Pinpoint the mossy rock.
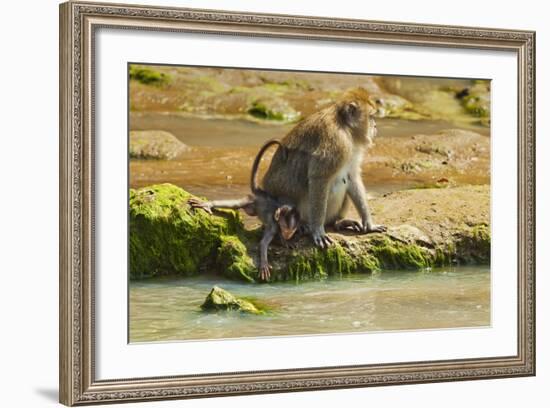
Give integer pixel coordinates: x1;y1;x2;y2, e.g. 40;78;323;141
129;184;490;282
201;286;263;314
129;130;188;160
247;97;300;122
216;236;256;282
129;65;170;86
129;184;248;279
456;83;491;118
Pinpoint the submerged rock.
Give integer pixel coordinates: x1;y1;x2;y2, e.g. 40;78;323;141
201;286;263;314
129;183;490;282
129;130;188;160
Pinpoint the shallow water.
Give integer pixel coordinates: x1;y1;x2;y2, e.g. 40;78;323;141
129;266;490;343
130;113;489;148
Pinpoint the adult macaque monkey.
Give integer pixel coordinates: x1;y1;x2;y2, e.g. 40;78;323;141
261;88;386;248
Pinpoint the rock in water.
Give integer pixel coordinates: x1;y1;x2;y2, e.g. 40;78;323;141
201;286;263;314
129;183;490;282
129;130;188;160
129;184;252;280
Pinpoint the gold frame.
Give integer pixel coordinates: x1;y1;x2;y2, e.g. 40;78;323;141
59;1;536;405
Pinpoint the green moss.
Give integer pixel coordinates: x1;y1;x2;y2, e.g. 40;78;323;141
216;236;256;282
201;286;264;314
456;83;490;119
129;183;243;279
462;95;489;117
283;244;378;282
129;65;170;86
455;224;491;264
239;296;274;313
369;236;432;270
286;253;325;282
434;244;455;266
248;99;300;122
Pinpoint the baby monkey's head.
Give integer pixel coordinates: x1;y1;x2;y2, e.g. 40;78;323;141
274;205;300;241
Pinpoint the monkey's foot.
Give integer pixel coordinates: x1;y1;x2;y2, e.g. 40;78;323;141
188;198;213;215
258;264;272;281
364;224;387;233
334;219;362;232
312;232;334;249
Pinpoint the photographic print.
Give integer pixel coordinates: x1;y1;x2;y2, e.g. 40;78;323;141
60;3;535;404
128;64;491;343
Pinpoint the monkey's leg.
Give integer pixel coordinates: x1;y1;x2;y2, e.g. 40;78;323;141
308;178;334;248
188;198;214;214
259;225;278;281
188;197;256;215
346;174;387;234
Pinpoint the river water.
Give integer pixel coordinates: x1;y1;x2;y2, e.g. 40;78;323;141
129;266;490;343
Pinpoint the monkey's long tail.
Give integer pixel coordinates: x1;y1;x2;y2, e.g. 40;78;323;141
250;138;283;195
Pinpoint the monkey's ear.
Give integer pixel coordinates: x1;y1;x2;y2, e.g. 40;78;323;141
338;101;360;126
346;101;359;118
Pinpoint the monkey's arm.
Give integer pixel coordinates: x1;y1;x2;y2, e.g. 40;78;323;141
259;224;278;281
188;197;256;216
346;172;386;233
308;176;334;248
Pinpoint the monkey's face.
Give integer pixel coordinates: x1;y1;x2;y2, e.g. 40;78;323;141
274;205;300;240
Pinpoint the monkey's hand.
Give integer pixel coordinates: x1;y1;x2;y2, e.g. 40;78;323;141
362;223;387;234
258;263;272;281
188;198;213;215
311;228;334;249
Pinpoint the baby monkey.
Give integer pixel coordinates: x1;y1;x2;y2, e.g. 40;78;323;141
189;139;300;281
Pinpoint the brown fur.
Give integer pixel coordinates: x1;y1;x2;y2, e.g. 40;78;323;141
261;87;386;248
189;139;300;280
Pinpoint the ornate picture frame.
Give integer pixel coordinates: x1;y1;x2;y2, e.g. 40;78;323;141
59;1;535;405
